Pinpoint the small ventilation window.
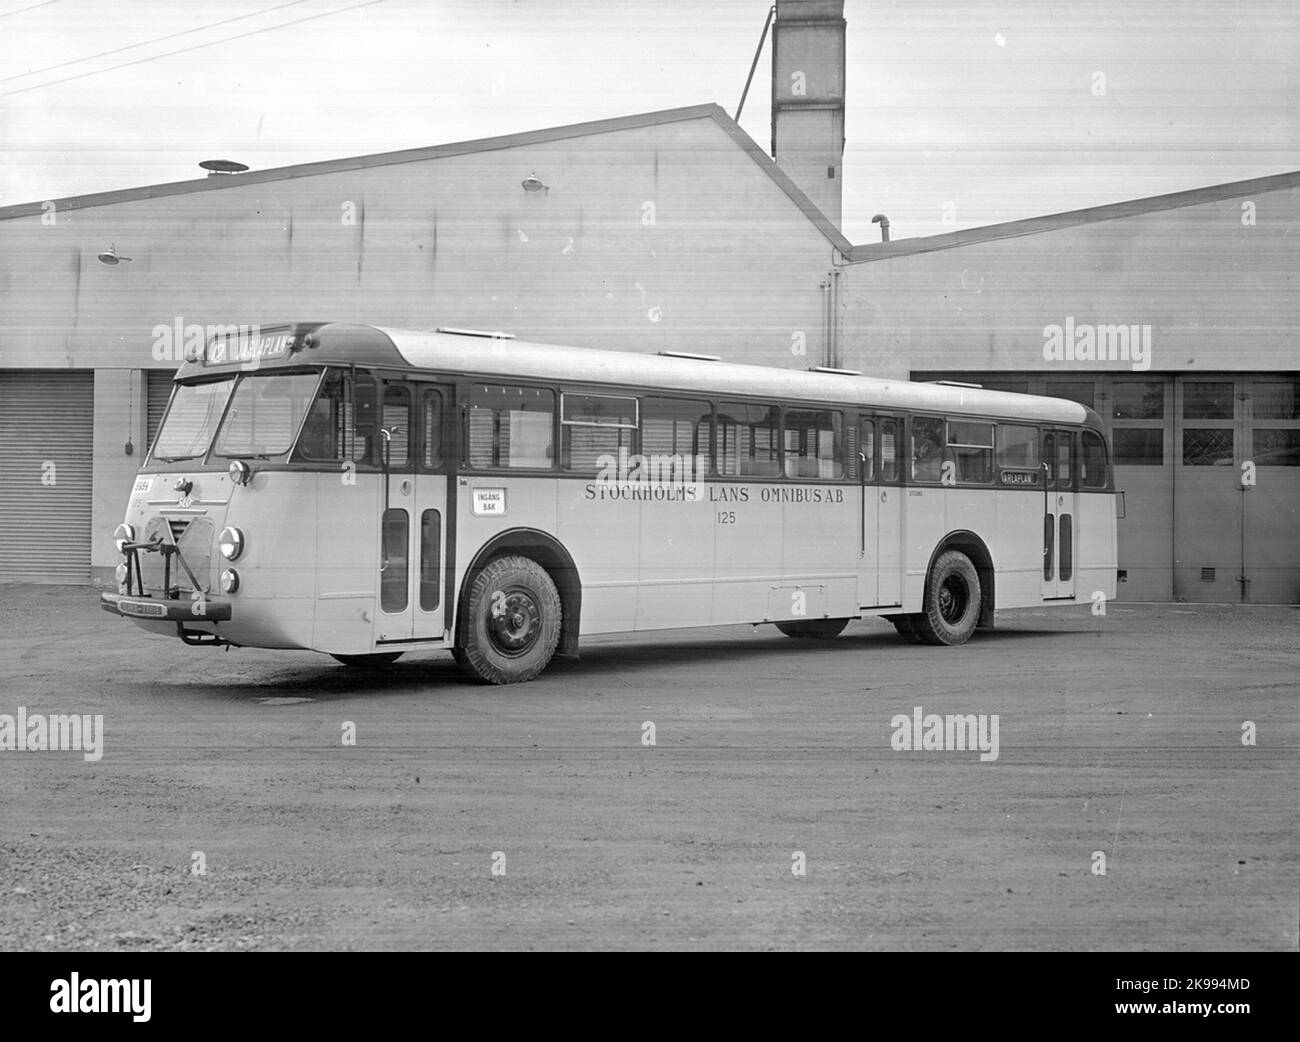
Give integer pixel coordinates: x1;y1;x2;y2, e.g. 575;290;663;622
1200;567;1216;583
827;166;836;179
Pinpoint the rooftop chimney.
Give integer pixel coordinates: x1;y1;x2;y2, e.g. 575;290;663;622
771;0;846;228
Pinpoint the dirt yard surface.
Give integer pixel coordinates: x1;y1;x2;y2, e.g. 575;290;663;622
0;585;1295;951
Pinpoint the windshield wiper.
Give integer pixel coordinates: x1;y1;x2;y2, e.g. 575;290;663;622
154;453;205;462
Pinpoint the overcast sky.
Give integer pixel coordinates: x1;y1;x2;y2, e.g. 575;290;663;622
1;0;1295;242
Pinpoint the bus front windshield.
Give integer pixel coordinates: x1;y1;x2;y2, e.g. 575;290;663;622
212;371;323;459
151;371;324;463
151;378;235;462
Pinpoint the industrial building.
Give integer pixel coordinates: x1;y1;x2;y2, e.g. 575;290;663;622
1;0;1295;601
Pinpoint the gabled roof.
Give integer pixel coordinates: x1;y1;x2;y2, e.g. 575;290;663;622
0;103;853;251
847;169;1300;264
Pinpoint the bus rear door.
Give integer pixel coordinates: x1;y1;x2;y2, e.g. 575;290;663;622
857;414;903;607
1041;428;1076;599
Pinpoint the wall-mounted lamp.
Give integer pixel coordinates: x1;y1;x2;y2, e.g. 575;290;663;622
97;243;133;265
521;172;549;194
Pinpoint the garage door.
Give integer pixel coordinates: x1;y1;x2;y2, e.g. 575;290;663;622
0;370;95;584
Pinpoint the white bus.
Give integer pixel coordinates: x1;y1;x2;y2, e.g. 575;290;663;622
102;323;1119;683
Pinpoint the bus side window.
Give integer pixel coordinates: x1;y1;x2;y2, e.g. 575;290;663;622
911;416;945;482
561;392;637;473
716;402;780;478
1056;431;1074;488
421;388;443;469
382;385;410;467
642;397;712;479
466;385;555;470
784;409;844;479
295;369;349;462
879;418;899;482
1080;430;1109;489
947;420;994;483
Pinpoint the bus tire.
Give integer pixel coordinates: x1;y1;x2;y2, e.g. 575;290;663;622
453;555;562;684
774;618;850;639
915;550;982;646
331;652;403;668
888;614;924;643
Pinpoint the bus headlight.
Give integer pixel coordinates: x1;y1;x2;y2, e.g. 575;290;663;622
114;564;128;588
220;569;240;594
113;523;134;552
228;460;252;486
218;526;245;560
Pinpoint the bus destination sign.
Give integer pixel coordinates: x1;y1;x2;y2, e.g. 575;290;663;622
1000;469;1040;486
205;330;293;366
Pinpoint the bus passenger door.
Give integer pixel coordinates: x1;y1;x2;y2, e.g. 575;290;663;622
374;378;450;647
875;416;903;606
857;414;902;607
1041;429;1076;600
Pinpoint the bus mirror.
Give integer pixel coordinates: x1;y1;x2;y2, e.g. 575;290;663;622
354;373;379;439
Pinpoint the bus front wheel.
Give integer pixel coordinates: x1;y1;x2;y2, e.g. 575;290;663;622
915;550;982;646
454;555;562;684
775;618;849;639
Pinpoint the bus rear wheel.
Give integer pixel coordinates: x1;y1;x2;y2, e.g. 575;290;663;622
775;618;849;639
453;555;562;684
331;652;403;668
915;550;982;646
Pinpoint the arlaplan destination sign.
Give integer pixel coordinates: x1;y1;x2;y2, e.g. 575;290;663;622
204;329;292;365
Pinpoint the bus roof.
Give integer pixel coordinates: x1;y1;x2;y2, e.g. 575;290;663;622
380;327;1094;427
181;322;1095;427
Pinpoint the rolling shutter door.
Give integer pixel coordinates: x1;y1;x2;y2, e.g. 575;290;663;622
0;370;95;584
146;369;178;450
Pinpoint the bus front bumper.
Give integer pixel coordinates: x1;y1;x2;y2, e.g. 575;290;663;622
100;592;233;622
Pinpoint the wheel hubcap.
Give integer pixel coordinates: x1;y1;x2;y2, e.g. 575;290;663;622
938;576;968;623
488;589;541;656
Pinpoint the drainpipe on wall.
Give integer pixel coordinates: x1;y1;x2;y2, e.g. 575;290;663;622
820;277;831;368
831;268;843;368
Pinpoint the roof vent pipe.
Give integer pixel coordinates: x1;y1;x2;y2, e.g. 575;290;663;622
871;213;890;242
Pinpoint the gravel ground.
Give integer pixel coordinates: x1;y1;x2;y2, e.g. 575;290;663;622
0;584;1296;951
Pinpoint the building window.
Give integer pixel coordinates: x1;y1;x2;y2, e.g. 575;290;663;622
1183;381;1234;420
1183;428;1234;466
1112;380;1164;419
1113;428;1164;466
1252;429;1300;466
1045;382;1095;411
1252;379;1299;420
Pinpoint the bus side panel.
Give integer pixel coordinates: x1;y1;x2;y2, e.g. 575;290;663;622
219;473;319;650
711;483;783;626
636;489;714;631
900;487;944;613
780;485;858;619
994;490;1044;608
557;479;638;635
312;472;381;655
1074;491;1118;604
